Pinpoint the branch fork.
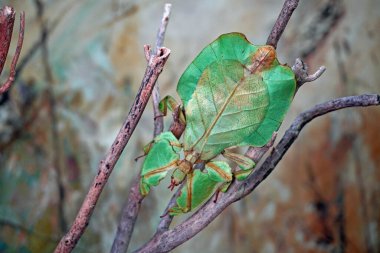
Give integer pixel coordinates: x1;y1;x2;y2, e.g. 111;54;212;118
292;58;326;89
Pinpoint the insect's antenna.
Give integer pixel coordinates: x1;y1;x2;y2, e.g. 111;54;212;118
168;177;176;191
159;210;170;218
134;153;147;162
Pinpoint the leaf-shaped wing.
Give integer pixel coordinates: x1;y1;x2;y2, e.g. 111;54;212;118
239;65;295;146
183;59;269;160
178;33;296;160
177;33;257;108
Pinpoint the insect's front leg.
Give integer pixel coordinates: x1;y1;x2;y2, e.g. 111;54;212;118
140;132;182;195
222;150;256;181
159;95;186;124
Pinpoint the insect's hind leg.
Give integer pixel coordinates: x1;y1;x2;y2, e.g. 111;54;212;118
222;150;256;181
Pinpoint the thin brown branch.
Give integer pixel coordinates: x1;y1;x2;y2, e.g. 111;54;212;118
14;12;61;81
152;3;172;137
242;94;380;193
111;5;172;253
266;0;299;48
54;46;170;253
0;8;25;94
111;176;144;253
156;182;185;232
0;6;15;74
292;58;326;89
134;94;380;253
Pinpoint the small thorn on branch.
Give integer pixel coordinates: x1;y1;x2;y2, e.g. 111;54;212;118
144;44;151;62
292;58;326;89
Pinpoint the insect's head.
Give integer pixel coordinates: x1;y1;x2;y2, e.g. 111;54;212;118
249;45;276;74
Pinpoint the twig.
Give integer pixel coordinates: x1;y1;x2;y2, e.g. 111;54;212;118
156;182;185;232
152;3;172;137
14;14;61;81
110;5;172;253
245;132;277;163
54;46;170;253
0;6;15;74
134;94;380;253
266;0;299;48
0;7;25;94
111;176;145;253
292;58;326;89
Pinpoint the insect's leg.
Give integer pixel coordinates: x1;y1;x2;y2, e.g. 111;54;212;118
140;132;182;196
168;167;186;191
168;171;195;216
222;150;256;181
212;182;231;203
159;95;186;124
168;157;193;191
140;159;179;195
168;161;234;215
136;129;184;161
205;161;233;203
134;141;155;161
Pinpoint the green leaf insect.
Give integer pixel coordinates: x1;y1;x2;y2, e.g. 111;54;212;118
140;33;296;216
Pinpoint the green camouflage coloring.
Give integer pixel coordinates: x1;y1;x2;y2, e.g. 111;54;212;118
140;33;296;215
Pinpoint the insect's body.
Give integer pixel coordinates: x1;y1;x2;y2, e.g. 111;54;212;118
140;33;296;215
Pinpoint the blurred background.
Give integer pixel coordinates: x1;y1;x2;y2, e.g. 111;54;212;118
0;0;379;252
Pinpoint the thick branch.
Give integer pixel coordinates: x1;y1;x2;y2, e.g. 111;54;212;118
243;94;380;194
0;7;25;94
110;5;172;253
134;94;380;253
54;47;170;253
266;0;299;48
